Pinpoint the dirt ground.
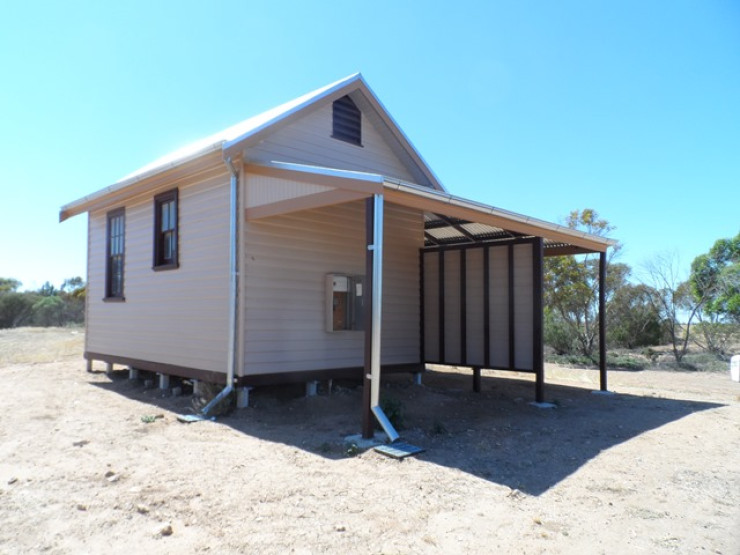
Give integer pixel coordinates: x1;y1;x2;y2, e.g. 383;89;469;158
0;327;738;554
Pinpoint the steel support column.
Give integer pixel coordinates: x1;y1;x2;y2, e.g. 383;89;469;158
362;198;374;438
533;238;545;403
599;251;607;391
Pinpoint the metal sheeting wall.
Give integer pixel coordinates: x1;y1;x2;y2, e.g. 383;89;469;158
422;240;537;371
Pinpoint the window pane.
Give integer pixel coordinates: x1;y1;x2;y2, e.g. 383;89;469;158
168;201;176;231
163;231;172;260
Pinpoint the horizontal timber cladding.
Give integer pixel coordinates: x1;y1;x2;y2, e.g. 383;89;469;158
422;239;537;371
244;101;424;185
241;199;423;376
86;169;232;374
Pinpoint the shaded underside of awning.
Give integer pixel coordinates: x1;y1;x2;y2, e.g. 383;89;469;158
422;214;593;256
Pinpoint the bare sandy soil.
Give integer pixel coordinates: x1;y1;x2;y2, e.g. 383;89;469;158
0;327;738;554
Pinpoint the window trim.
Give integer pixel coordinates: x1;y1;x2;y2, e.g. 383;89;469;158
153;188;179;271
331;95;363;147
104;207;126;301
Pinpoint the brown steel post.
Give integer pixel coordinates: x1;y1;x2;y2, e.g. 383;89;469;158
460;249;467;366
438;249;445;363
362;198;374;439
483;246;490;368
508;244;515;369
599;251;607;391
533;238;545;403
419;249;425;366
473;366;481;393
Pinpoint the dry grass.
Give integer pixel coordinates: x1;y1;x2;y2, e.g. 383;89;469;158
0;326;84;365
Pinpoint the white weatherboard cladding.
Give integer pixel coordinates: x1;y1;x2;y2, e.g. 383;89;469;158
245;103;419;184
465;249;485;366
245;174;333;208
86;172;231;371
241;200;422;375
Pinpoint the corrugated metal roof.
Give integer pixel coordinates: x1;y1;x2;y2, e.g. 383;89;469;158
121;74;364;183
60;73;448;221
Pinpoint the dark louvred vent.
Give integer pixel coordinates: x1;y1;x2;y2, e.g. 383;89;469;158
332;95;362;146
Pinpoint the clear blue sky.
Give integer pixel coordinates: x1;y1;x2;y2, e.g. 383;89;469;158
1;1;738;291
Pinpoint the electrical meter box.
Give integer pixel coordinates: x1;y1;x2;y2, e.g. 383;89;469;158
326;274;364;332
731;355;740;383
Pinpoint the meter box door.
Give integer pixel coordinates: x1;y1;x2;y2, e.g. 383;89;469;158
326;274;364;332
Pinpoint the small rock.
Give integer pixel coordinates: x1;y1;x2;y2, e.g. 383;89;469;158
72;440;90;448
136;504;150;514
7;477;18;485
105;471;120;483
76;504;87;511
335;525;346;532
156;523;173;537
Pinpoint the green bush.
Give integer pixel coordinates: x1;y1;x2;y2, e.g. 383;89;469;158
544;310;575;355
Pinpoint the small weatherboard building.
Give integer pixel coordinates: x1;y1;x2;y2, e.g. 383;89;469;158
60;73;615;437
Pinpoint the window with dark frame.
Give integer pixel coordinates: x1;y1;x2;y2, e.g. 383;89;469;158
153;189;178;270
332;95;362;146
105;208;125;300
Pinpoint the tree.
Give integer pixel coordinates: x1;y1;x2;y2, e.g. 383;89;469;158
643;252;701;363
31;296;65;327
689;232;740;355
544;209;624;357
607;283;665;348
0;278;21;294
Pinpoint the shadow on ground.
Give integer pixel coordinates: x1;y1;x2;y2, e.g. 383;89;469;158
92;367;725;496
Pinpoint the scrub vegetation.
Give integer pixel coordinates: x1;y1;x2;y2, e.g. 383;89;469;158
544;211;739;368
0;277;85;329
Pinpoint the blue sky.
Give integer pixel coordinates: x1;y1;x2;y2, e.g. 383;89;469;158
1;1;738;291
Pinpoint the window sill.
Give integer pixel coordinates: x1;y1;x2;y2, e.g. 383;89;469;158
153;263;179;272
331;134;363;147
103;296;126;303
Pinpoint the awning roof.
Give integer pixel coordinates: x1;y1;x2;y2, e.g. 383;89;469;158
248;162;616;254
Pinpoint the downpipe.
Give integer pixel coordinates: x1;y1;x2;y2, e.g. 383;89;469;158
369;193;399;442
201;156;239;416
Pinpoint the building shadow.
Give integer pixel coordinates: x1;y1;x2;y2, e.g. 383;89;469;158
91;367;725;497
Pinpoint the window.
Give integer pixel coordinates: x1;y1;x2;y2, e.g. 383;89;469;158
105;208;125;300
332;95;362;146
153;189;178;270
